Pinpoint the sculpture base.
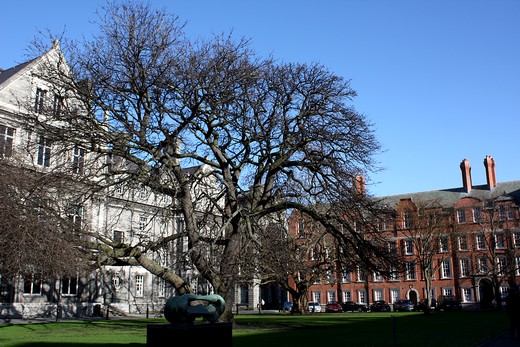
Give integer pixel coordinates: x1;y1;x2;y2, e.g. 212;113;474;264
147;322;232;347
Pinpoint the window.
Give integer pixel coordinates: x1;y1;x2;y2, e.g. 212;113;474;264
495;233;506;249
23;274;42;295
442;287;453;296
327;291;336;303
135;275;144;297
516;257;520;276
61;276;78;295
497;256;507;274
403;210;411;229
405;262;416;280
37;136;52;167
53;93;62;116
478;257;488;274
440;260;451;278
139;216;147;232
473;207;482;223
343;290;352;302
389;267;399;281
378;219;387;231
462;288;472;302
156;278;165;297
356;267;367;282
373;289;383;302
115;183;124;195
35;88;47;113
298;220;305;238
457;209;466;224
500;286;510;301
514;232;520;248
358;290;367;304
476;234;487;250
388;241;397;253
460;258;470;277
312;291;321;304
67;204;84;232
404;239;414;255
138;184;146;199
439;236;449;253
72;146;85;174
341;271;351;283
112;275;121;290
390;289;400;304
0;125;15;157
458;235;468;251
498;205;514;221
113;230;124;243
373;271;383;282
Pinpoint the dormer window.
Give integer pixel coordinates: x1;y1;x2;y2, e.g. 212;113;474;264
456;209;466;224
35;88;47;113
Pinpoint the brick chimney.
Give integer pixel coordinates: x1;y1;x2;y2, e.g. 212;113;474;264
484;155;496;190
460;159;472;193
354;174;366;197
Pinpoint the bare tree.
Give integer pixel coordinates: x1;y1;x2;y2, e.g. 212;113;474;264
0;155;86;283
397;198;452;314
254;211;340;314
24;0;386;322
473;198;519;310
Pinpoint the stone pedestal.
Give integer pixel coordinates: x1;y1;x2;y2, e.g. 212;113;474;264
147;322;232;347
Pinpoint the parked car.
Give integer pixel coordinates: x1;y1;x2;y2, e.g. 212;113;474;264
325;301;343;313
436;295;462;311
370;300;391;312
308;302;322;313
393;299;415;312
282;301;293;312
416;298;437;311
341;301;368;312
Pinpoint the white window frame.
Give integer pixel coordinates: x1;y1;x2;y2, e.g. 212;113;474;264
476;234;487;250
135;275;144;297
404;239;414;255
460;258;470;277
343;290;351;302
458;235;468;251
457;209;466;224
405;262;416;280
439;236;449;253
0;124;15;158
37;136;52;167
440;260;451;279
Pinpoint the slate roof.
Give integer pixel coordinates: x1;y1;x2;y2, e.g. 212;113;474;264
377;180;520;209
0;58;36;88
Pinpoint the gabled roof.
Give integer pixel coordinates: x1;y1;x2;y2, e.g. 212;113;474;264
0;58;37;89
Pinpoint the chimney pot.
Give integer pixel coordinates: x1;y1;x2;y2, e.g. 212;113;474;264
354;174;366;197
484;155;496;190
460;159;472;193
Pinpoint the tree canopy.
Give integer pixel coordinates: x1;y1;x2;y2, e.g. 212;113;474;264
24;0;392;320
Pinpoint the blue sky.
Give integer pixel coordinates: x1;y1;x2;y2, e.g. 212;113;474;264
1;0;519;197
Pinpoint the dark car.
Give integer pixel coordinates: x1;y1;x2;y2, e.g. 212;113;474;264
436;295;462;311
393;299;415;312
325;301;343;313
341;301;368;312
282;301;293;312
370;300;391;312
416;298;437;311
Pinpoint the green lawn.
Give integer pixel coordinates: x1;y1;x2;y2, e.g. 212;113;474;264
0;310;509;347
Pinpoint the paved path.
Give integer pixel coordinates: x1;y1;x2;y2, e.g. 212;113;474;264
477;330;520;347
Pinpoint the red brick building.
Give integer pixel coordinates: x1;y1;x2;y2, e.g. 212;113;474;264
290;156;520;311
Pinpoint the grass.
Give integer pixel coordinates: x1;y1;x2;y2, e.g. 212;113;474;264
0;310;509;346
